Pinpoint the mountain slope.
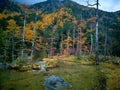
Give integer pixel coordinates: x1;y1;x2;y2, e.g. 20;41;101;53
30;0;114;21
0;0;21;13
30;0;120;56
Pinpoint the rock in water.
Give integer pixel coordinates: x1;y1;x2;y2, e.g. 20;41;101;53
44;75;72;90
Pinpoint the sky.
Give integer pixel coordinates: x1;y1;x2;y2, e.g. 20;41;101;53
73;0;120;12
13;0;120;12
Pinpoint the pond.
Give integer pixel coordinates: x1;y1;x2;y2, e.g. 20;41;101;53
0;62;120;90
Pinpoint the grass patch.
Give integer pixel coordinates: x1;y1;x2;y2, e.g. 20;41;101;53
100;62;120;90
0;62;102;90
0;70;46;90
0;55;120;90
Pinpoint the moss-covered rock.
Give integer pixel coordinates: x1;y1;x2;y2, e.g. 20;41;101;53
8;64;19;70
18;65;32;72
32;64;41;70
43;58;58;69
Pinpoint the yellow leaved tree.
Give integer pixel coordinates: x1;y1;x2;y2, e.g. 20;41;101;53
5;19;21;37
25;22;34;42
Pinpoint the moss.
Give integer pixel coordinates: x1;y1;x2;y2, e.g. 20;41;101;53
43;58;58;69
80;60;95;65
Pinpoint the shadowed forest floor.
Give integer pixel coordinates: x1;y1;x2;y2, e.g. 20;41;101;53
0;60;120;90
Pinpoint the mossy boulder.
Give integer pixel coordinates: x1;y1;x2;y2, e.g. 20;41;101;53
8;64;19;70
43;58;58;69
32;64;41;70
8;63;42;71
18;65;32;72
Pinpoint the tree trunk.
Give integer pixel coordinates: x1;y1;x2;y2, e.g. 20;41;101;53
95;0;99;65
104;23;108;60
75;30;80;56
12;26;14;63
50;38;53;57
50;25;56;57
21;14;26;57
87;0;99;64
66;31;70;56
79;28;82;55
60;33;63;55
90;24;93;54
4;40;8;63
31;16;37;62
72;26;75;55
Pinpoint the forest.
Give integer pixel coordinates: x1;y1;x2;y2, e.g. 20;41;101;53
0;0;120;90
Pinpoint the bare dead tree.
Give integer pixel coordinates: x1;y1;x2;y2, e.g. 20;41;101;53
12;24;15;63
72;26;75;55
104;22;108;60
66;30;70;56
60;32;63;55
90;24;93;54
49;25;56;57
31;10;38;62
75;29;80;56
21;14;26;58
87;0;99;65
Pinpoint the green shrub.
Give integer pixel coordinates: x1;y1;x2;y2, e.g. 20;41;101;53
77;55;83;60
15;55;28;65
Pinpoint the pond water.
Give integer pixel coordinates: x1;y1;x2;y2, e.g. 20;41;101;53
0;62;120;90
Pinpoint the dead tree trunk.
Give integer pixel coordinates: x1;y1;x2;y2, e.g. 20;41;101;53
12;26;14;63
50;38;54;57
72;26;75;55
21;14;26;57
75;29;80;56
60;33;63;55
87;0;99;65
104;23;108;60
31;15;37;62
50;25;56;57
66;30;70;56
4;40;8;63
95;0;99;65
79;28;82;55
90;24;93;54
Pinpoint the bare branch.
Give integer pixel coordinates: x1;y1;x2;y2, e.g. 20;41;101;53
88;3;97;6
87;0;100;7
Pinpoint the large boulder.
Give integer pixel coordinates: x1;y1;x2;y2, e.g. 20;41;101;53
44;75;72;90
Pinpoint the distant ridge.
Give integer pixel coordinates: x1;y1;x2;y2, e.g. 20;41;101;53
0;0;21;13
